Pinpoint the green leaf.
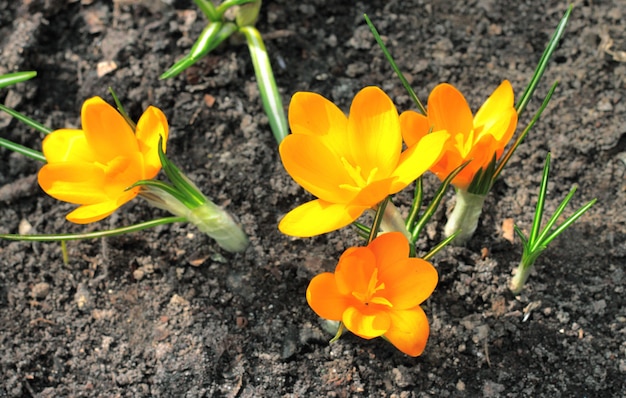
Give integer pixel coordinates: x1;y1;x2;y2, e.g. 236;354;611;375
0;103;52;135
240;26;289;144
0;71;37;89
516;5;571;117
0;137;45;162
364;14;426;115
0;217;185;241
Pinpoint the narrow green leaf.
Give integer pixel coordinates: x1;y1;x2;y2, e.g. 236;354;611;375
0;71;37;89
0;137;46;162
157;137;206;207
405;177;423;230
0;217;186;241
364;14;426;115
541;198;596;246
529;153;551;244
0;103;53;135
108;87;136;131
193;0;219;21
369;196;390;244
423;231;458;261
240;26;289;144
516;5;571;116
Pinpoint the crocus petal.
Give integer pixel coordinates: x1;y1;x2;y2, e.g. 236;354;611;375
427;83;473;136
38;162;108;204
349;177;395;207
278;199;367;237
280;133;353;203
379;258;438;310
42;129;95;163
389;130;450;192
81;97;139;164
65;192;136;224
136;105;168;179
334;247;376;296
367;232;409;270
288;91;350;158
343;306;390;339
306;272;350;321
347;87;401;178
474;80;515;139
399;110;431;147
384;306;430;356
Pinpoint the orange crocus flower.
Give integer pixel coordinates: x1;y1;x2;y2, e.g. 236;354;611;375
401;81;517;191
279;86;449;237
38;97;168;223
306;232;438;356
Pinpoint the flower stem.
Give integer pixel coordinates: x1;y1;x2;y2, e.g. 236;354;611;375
444;189;487;245
509;258;535;295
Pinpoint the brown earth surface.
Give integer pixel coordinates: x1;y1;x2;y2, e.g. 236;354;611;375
1;0;625;396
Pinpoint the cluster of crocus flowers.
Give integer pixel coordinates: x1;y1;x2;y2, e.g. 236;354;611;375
278;86;449;237
37;96;248;252
306;232;438;356
402;81;518;244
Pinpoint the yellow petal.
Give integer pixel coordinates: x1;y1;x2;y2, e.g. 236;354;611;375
379;258;438;309
389;130;449;192
38;162;108;204
65;191;135;224
81;97;139;163
42;129;95;163
136;106;168;179
306;272;350;321
399;110;431;147
474;80;515;139
342;306;390;339
288;91;350;157
347;87;401;178
278;199;367;237
384;306;430;356
427;83;473;136
279;134;353;203
349;177;395;207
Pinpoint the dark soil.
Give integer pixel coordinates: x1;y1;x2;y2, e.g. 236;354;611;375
1;0;625;396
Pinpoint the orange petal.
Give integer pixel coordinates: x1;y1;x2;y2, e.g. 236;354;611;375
278;199;367;237
81;97;139;163
347;87;401;178
42;129;95;163
399;110;431;147
306;272;349;321
427;83;473;136
65;191;136;224
389;129;450;192
38;162;108;204
334;247;376;296
384;306;430;356
379;258;438;309
342;306;390;339
279;133;353;203
288;91;350;157
367;232;409;270
136;106;168;179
